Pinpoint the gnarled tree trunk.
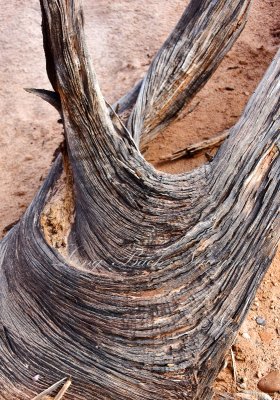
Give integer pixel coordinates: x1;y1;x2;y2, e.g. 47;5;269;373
0;0;279;399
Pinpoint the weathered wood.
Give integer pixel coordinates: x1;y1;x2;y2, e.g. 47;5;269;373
127;0;251;148
0;1;279;400
159;130;229;162
24;88;61;112
29;0;251;150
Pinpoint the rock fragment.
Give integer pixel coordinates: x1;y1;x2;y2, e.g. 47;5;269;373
257;370;280;393
256;316;266;326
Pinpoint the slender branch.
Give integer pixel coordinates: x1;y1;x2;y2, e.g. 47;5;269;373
159;130;229;162
112;79;143;115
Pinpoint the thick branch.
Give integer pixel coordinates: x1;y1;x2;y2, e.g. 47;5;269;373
127;0;251;148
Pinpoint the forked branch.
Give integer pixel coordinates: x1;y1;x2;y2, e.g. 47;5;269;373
33;0;252;152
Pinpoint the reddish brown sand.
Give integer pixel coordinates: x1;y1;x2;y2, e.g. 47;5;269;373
0;0;279;398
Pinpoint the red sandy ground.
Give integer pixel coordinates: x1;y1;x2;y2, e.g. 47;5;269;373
0;0;279;398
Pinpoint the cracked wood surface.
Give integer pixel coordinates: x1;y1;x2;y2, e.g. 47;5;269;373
127;0;251;148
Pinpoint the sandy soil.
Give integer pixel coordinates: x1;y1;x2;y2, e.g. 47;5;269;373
0;0;279;398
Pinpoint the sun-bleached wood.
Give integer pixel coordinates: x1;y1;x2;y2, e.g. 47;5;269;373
27;0;252;152
159;131;229;162
127;0;251;148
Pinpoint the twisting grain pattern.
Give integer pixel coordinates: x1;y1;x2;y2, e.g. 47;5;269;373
0;1;279;400
25;0;252;151
127;0;251;148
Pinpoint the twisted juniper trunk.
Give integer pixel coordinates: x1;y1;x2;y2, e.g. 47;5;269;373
0;0;279;399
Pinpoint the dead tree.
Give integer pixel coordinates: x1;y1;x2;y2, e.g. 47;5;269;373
0;0;279;399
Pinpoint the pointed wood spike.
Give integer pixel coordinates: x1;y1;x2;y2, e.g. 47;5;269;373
24;88;61;112
31;377;67;400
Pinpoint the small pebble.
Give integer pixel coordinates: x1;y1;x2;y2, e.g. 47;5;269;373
256;316;266;326
236;354;246;361
237;391;272;400
242;332;251;340
239;382;247;390
257;370;280;393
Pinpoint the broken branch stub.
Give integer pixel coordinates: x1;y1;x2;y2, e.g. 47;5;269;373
0;1;279;400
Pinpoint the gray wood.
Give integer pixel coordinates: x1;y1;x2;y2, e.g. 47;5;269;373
0;1;279;400
127;0;251;149
159;130;229;162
